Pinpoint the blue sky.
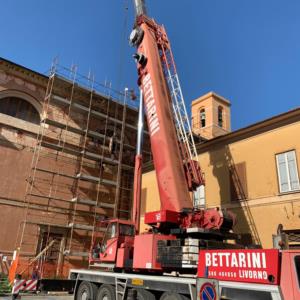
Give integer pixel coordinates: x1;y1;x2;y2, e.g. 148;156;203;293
1;0;300;130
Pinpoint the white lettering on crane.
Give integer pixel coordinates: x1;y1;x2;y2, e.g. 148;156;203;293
238;252;246;267
205;253;211;267
204;252;267;269
252;252;261;268
142;74;160;137
231;253;238;267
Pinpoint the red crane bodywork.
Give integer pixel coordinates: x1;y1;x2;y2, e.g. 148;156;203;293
89;1;235;272
132;13;232;231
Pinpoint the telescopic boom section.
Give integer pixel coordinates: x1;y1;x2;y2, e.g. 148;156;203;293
130;5;204;216
133;0;147;16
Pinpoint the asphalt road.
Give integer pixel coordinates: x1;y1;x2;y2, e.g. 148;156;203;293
0;296;73;300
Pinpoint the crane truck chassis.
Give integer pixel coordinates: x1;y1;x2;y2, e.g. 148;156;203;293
70;248;300;299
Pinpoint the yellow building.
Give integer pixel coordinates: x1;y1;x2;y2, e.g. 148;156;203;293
141;92;300;248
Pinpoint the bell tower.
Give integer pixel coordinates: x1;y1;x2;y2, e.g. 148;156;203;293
191;92;231;140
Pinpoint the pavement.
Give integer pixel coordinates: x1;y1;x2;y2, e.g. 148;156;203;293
0;295;73;300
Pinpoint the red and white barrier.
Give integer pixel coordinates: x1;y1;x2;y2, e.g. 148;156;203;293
12;279;37;294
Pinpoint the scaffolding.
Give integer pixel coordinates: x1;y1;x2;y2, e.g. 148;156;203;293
16;62;150;278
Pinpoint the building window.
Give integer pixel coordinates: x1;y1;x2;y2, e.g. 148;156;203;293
199;108;206;128
39;231;62;262
0;97;40;124
276;150;300;193
193;185;205;207
218;106;223;127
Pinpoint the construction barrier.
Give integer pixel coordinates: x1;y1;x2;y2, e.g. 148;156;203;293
11;279;37;294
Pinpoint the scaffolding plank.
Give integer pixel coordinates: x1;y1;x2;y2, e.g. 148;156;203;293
68;223;105;232
39;141;133;170
98;202;115;209
40;141;80;156
64;251;89;257
83;151;133;170
76;173;117;186
29;193;114;209
51;94;138;131
71;197;114;209
86;129;106;140
42;117;85;135
28;193;70;203
118;209;130;213
25;221;71;229
82;150;117;164
41;115;150;155
35;167;75;179
82;151;133;170
68;223;93;230
35;168;117;188
43;119;115;151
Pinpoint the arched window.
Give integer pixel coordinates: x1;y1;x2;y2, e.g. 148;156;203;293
218;106;223;128
0;97;40;124
199;108;206;128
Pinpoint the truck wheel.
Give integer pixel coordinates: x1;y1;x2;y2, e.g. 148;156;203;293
160;292;189;300
137;289;156;300
76;281;98;300
97;284;116;300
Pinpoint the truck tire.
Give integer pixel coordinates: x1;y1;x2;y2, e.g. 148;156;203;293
97;284;116;300
76;281;98;300
160;292;189;300
136;289;156;300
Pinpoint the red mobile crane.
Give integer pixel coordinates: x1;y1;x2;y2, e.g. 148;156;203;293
70;1;300;299
89;0;236;273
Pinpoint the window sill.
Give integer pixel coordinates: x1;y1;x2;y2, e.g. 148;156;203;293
0;113;40;134
278;190;300;196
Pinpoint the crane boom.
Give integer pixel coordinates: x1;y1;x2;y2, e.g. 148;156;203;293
132;21;193;214
130;1;205;223
133;0;147;16
88;0;236;274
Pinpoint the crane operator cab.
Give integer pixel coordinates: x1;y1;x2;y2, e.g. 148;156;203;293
89;219;135;269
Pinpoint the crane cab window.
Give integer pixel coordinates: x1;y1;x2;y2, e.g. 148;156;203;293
119;224;134;236
101;222;117;250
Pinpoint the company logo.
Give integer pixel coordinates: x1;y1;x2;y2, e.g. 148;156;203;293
205;252;267;269
205;251;267;280
142;74;160;137
198;250;280;284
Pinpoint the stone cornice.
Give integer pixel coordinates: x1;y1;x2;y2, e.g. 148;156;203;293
192;91;231;107
196;107;300;153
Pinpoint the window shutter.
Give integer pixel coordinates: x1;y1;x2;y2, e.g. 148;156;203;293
194;185;205;207
277;153;289;192
287;151;300;190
